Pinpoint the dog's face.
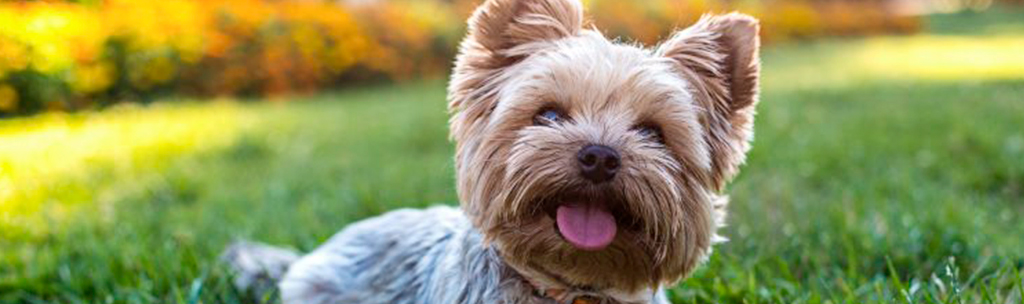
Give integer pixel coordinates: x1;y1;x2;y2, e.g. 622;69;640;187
448;0;760;295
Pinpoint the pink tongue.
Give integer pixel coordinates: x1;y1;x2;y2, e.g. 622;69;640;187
555;204;617;250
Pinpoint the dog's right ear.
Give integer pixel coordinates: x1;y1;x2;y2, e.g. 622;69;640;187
448;0;584;140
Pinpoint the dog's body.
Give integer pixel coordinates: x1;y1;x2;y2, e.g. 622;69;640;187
277;207;671;304
226;0;761;303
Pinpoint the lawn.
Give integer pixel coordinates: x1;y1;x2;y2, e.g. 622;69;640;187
2;9;1024;304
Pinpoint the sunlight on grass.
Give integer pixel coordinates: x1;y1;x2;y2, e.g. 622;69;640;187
856;35;1024;80
0;101;254;237
765;34;1024;90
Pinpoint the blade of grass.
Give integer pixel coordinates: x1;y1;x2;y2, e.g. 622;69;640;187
887;256;911;304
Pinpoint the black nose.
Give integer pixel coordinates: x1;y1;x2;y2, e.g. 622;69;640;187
577;145;620;184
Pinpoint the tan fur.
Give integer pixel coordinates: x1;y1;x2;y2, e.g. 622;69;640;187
657;13;761;190
448;0;760;297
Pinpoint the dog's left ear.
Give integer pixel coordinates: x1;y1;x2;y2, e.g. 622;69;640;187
657;13;761;191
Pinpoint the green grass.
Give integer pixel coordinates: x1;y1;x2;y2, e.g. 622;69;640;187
926;5;1024;35
3;10;1024;304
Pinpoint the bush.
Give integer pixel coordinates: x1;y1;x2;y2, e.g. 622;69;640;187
0;0;926;116
0;0;374;115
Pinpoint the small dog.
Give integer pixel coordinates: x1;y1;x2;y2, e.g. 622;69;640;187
225;0;760;303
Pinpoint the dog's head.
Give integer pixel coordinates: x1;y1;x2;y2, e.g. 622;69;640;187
448;0;760;295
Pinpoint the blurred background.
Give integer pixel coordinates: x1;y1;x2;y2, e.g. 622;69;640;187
0;0;1022;303
0;0;1013;114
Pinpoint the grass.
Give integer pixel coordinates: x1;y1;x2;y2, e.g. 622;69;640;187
2;8;1024;304
0;101;255;237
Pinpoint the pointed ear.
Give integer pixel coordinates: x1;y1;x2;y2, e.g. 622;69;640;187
462;0;583;67
657;13;761;190
449;0;584;142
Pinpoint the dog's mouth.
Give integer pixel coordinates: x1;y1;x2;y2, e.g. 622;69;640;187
541;193;641;251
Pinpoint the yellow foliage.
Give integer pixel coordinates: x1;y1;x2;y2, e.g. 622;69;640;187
0;0;379;113
0;0;924;115
351;0;461;78
0;4;107;75
104;0;209;61
0;84;17;112
0;38;30;73
760;3;822;41
70;61;115;94
583;0;920;45
130;56;177;90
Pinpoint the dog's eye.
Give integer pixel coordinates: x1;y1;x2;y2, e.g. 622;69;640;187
534;109;564;126
635;125;664;144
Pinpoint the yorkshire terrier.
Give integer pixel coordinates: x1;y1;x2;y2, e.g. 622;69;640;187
224;0;760;303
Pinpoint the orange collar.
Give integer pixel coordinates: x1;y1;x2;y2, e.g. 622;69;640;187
568;295;601;304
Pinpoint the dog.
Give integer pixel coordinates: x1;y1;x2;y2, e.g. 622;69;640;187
223;0;760;303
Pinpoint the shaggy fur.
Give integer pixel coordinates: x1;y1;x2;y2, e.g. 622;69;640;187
225;0;761;303
275;207;672;304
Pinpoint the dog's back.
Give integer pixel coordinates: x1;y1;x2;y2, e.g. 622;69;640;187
227;206;540;304
281;207;471;303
